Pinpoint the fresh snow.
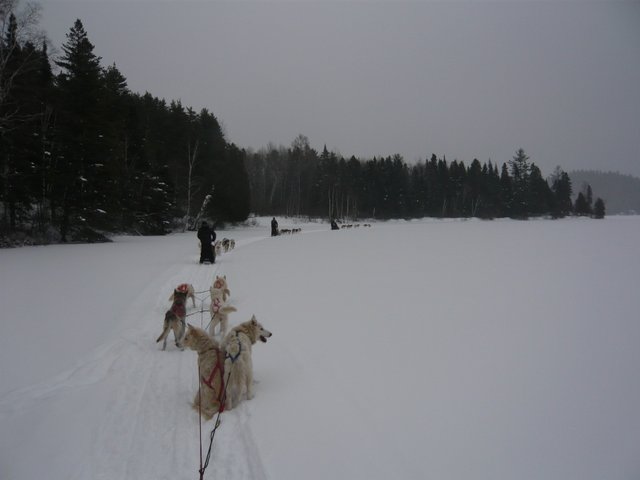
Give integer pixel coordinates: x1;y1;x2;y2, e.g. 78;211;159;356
1;216;640;480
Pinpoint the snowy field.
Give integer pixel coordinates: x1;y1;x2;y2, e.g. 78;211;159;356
1;216;639;480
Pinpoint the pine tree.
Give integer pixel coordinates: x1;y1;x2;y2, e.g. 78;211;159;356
508;148;531;218
527;164;552;216
550;166;573;218
574;192;590;216
593;197;605;219
54;19;107;240
0;8;49;231
466;159;483;217
499;163;512;217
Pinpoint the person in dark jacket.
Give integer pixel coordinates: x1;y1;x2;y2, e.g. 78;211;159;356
331;218;339;230
197;221;216;264
271;217;279;237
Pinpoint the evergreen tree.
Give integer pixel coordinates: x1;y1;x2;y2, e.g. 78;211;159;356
527;164;552;215
54;19;107;240
499;162;512;217
574;192;590;216
586;184;593;212
593;197;605;219
508;148;531;218
550;166;572;218
0;8;50;231
465;159;483;216
575;183;594;216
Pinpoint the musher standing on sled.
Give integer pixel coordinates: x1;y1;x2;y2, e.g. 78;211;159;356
198;221;216;264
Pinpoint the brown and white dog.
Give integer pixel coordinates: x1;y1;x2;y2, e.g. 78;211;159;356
169;283;196;308
222;316;272;410
156;287;188;350
183;324;225;419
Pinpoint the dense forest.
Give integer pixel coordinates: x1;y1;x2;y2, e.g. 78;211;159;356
1;4;605;244
1;11;250;243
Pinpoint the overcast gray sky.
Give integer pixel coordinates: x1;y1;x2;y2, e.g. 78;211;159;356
38;0;640;177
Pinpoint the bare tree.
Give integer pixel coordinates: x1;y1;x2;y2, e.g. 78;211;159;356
183;139;199;231
0;0;44;132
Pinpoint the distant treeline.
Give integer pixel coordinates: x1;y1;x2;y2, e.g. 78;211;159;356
569;170;640;215
246;137;604;220
1;9;605;244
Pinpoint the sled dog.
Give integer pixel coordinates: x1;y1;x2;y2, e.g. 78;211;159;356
214;241;223;257
222;315;272;410
156;288;187;350
212;275;230;301
169;283;196;308
183;324;225;419
209;292;236;338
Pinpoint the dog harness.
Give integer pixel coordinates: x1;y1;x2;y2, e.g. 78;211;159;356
170;301;186;318
201;348;226;413
211;298;222;315
225;331;243;364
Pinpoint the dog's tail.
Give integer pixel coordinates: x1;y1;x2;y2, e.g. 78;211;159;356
156;317;170;343
220;305;237;314
156;326;169;343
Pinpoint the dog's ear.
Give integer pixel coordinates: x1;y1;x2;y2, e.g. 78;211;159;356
250;315;257;325
187;323;195;330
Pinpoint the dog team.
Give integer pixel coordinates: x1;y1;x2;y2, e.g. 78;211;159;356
156;276;272;418
214;238;236;257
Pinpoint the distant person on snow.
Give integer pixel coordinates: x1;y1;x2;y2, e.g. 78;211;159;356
331;219;339;230
198;221;216;264
271;217;279;237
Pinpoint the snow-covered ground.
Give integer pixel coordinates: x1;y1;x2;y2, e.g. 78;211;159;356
1;216;639;480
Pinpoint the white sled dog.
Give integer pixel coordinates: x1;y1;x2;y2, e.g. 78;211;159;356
211;275;230;301
156;287;187;350
183;324;225;419
222;315;272;410
168;283;196;308
209;288;236;338
214;241;223;258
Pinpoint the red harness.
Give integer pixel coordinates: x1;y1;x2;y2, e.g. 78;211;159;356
201;349;226;413
211;298;222;315
171;301;186;318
